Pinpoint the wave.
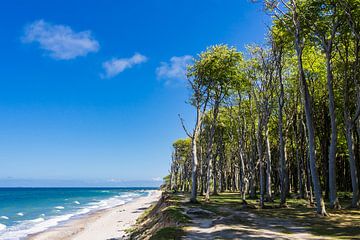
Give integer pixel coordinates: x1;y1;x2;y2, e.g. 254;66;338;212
16;213;24;217
74;201;80;205
29;218;45;223
54;206;64;210
0;216;9;220
0;214;74;240
0;223;6;231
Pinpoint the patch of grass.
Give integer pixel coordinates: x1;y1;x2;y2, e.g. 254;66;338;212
136;203;156;224
149;227;185;240
162;206;191;223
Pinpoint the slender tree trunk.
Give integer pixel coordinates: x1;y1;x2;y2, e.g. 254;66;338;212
190;107;202;203
219;142;225;192
265;125;272;201
297;147;304;198
249;152;256;199
305;142;314;204
325;50;340;209
257;116;265;208
212;155;218;195
205;102;220;201
300;60;326;215
279;88;286;205
345;120;359;207
293;18;327;214
286;0;326;215
239;148;246;200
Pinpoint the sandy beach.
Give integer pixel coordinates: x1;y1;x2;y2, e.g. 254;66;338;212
28;190;161;240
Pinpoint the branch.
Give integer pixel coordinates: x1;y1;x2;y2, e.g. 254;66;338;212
178;114;192;138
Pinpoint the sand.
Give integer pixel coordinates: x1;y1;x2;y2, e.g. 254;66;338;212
28;190;162;240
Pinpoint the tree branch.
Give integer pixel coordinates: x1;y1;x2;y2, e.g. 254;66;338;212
178;114;192;138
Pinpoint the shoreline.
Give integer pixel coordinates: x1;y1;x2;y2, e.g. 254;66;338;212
28;190;162;240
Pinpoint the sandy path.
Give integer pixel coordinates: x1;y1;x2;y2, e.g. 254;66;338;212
29;190;161;240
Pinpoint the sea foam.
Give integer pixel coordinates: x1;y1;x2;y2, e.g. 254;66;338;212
0;216;9;220
54;206;64;210
0;223;6;231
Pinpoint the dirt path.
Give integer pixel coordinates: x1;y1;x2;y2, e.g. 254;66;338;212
182;206;330;240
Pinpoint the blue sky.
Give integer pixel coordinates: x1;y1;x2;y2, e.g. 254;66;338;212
0;0;268;187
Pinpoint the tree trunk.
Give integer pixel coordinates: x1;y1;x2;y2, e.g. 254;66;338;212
205;101;220;201
279;101;286;205
257;116;265;208
295;36;327;215
345;120;360;207
239;145;247;202
325;50;340;209
219;143;225;192
212;156;218;195
265;125;272;201
190;107;202;203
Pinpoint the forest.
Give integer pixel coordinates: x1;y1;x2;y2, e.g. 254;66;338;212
166;0;360;216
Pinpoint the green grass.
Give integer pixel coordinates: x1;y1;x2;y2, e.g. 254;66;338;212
162;205;191;223
149;227;185;240
136;203;156;224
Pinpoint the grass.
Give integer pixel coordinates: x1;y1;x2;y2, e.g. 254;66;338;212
149;227;185;240
162;205;191;223
128;193;191;239
136;203;156;224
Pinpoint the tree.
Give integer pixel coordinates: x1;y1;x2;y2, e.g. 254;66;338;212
265;0;328;216
189;45;243;201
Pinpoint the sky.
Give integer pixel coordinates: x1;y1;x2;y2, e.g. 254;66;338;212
0;0;269;187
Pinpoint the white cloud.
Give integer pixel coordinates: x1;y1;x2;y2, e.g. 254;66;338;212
156;55;193;84
152;177;162;181
22;20;99;60
101;53;147;78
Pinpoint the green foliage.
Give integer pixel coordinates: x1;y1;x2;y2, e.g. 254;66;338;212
188;44;243;100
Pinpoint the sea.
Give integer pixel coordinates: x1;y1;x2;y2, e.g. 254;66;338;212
0;187;156;240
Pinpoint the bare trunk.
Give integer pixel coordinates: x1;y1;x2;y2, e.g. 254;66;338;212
190;107;202;203
279;93;286;205
265;126;272;201
205;102;220;201
295;35;326;215
219;143;225;192
346;120;360;207
212;156;217;195
325;50;340;209
249;153;256;199
257;116;265;208
239;146;246;201
190;137;199;202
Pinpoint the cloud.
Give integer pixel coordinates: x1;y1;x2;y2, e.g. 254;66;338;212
152;177;162;181
101;53;147;78
22;20;99;60
156;55;193;84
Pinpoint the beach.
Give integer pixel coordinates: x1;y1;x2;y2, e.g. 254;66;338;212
28;190;161;240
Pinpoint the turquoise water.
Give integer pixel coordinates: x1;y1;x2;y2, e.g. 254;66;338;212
0;187;156;240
